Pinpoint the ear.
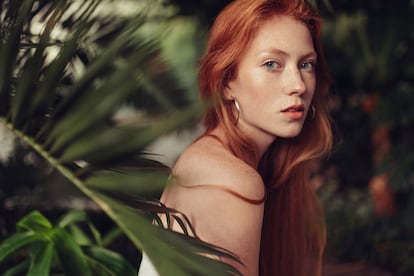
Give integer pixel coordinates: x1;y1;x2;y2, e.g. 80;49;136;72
223;83;234;101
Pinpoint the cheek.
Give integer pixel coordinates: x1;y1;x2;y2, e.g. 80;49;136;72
243;71;274;95
312;80;317;97
232;72;267;99
305;76;316;98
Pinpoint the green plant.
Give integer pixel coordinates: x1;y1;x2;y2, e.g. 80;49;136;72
0;210;135;275
0;0;240;275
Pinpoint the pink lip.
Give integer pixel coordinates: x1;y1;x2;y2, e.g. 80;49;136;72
281;105;305;120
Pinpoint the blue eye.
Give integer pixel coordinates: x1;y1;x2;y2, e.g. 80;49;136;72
300;61;316;70
264;61;280;70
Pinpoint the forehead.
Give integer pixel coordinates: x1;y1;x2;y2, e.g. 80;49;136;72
247;15;314;57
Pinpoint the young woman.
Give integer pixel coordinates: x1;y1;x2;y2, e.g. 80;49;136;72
140;0;332;275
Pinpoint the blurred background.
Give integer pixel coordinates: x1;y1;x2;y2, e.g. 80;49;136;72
1;0;413;275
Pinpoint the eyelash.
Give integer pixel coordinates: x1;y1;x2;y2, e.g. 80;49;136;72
263;60;317;71
300;61;316;71
263;61;280;70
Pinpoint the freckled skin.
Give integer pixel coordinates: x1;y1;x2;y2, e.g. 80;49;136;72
225;15;316;154
160;15;317;276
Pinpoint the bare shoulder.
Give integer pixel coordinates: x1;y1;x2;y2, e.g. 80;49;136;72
172;136;265;202
162;136;264;275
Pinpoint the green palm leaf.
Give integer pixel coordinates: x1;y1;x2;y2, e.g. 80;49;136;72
51;227;92;276
0;232;42;262
84;246;137;276
3;261;30;276
26;242;54;276
0;0;241;275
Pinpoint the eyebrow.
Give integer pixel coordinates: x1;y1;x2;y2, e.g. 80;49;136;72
260;48;317;59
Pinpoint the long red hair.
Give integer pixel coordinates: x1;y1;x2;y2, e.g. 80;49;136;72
198;0;332;275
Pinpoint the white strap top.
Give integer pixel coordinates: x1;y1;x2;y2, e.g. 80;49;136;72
137;253;159;276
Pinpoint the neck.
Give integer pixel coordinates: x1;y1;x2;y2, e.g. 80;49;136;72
208;125;275;169
236;121;276;161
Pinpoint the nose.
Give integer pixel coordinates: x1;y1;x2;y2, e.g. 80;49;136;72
283;66;306;95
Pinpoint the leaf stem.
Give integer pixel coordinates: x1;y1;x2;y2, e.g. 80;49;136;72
0;118;144;249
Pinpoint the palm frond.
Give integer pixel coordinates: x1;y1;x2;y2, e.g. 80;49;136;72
0;0;240;275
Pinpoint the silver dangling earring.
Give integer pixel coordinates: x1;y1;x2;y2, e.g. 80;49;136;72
310;105;316;120
233;98;240;124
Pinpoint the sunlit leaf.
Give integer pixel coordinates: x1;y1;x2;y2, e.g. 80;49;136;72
17;211;53;233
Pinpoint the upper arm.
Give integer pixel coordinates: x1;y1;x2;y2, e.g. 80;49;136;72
168;167;265;276
162;143;265;275
186;186;264;276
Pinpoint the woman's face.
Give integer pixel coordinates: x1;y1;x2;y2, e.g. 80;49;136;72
226;15;316;149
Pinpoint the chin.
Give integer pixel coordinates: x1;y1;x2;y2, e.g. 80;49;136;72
278;128;303;138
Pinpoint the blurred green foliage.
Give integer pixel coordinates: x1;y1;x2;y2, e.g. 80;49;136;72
0;0;241;275
0;210;134;276
319;1;414;275
1;0;414;275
